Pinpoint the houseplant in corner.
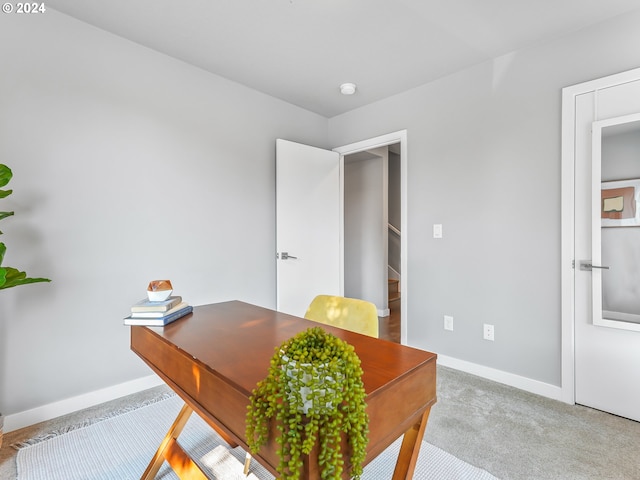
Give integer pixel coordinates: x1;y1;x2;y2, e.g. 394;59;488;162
0;163;51;448
0;164;51;290
246;327;369;480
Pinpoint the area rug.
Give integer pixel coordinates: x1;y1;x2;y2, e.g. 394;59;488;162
16;394;498;480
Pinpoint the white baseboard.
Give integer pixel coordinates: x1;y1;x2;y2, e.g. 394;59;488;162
4;374;164;433
437;354;564;402
4;359;564;434
377;308;390;317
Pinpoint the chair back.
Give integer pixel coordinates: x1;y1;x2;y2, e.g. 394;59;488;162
304;295;379;338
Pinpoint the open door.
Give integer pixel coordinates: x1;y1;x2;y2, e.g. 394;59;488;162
276;139;341;317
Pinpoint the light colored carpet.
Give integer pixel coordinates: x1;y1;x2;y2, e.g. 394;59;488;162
16;394;498;480
429;367;640;480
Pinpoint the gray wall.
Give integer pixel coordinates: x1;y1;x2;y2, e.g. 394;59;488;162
344;149;388;310
0;11;328;416
328;10;640;386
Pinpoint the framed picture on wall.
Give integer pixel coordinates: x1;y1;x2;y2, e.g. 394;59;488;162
601;178;640;227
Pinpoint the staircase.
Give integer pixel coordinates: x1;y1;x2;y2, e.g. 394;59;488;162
383;278;401;343
388;278;400;307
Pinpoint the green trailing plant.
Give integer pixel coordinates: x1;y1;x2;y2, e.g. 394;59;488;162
0;164;50;289
246;327;369;480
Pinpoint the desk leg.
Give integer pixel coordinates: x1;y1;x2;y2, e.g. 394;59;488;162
391;407;432;480
140;403;207;480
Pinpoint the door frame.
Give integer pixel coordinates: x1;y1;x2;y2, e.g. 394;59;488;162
334;130;408;344
561;67;640;405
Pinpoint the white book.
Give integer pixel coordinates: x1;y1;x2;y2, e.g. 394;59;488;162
128;302;188;318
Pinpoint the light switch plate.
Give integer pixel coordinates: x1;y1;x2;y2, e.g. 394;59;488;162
433;224;443;238
444;315;453;331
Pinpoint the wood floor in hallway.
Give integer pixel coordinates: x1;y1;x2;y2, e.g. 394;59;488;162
379;298;400;343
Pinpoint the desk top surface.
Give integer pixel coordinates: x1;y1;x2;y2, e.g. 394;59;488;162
139;300;436;396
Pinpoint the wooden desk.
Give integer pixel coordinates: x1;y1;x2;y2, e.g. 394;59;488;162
131;300;437;479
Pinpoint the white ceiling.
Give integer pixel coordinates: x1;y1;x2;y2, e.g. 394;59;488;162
47;0;640;118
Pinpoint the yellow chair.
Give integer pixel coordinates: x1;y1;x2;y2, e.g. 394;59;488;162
304;295;379;338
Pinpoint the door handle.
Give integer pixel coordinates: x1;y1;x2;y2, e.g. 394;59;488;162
278;252;298;260
579;262;610;271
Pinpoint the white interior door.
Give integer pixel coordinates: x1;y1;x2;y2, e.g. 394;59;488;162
276;139;341;317
573;77;640;422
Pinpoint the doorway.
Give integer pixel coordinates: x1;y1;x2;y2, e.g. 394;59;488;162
334;130;407;344
275;132;407;344
343;144;401;342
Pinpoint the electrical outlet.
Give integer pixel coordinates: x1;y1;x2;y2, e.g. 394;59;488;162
444;315;454;331
483;324;495;341
433;224;443;238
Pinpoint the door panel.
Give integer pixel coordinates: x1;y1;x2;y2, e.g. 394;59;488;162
276;139;341;317
574;80;640;422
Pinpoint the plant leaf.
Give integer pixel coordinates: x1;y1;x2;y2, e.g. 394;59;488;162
0;211;14;221
0;189;12;199
0;267;51;289
0;242;5;265
0;164;12;188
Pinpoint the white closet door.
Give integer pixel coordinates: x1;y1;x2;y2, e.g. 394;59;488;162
573;78;640;422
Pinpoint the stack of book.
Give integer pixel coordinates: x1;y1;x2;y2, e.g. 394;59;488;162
124;295;193;326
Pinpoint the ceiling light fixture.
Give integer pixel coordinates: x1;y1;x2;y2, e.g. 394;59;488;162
340;83;357;95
